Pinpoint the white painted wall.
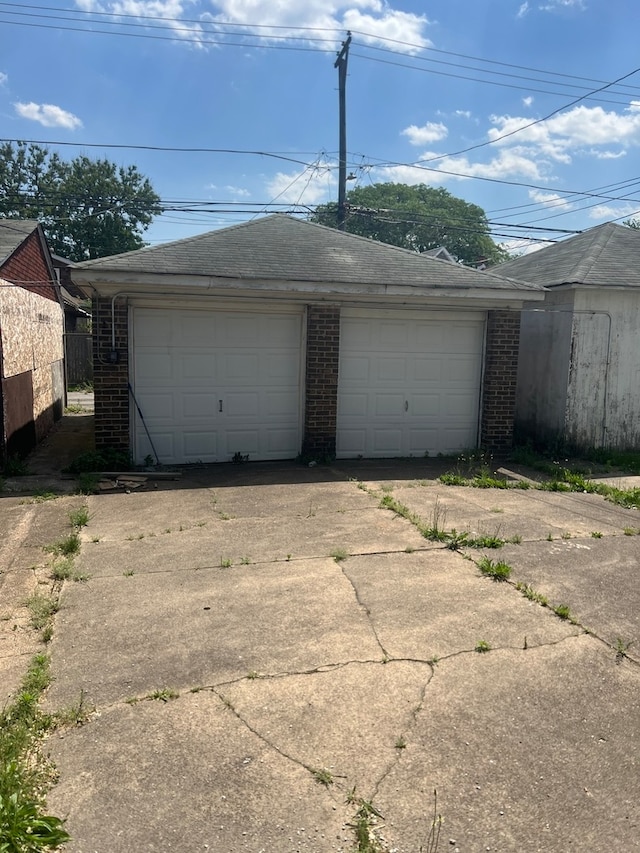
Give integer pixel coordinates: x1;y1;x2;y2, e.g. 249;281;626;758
570;289;640;449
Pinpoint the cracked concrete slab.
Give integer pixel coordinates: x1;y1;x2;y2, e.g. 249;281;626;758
4;456;637;853
76;498;427;577
46;557;385;709
495;537;640;659
390;483;639;541
48;693;351;853
377;637;640;852
342;551;579;661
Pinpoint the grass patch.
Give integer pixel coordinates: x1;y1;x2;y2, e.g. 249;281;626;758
311;768;333;787
330;548;349;562
553;603;571;620
0;654;70;851
477;556;512;581
25;593;58;634
516;583;548;607
69;506;90;529
44;533;81;558
65;447;132;475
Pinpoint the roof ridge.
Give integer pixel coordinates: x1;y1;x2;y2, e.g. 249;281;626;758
570;222;619;282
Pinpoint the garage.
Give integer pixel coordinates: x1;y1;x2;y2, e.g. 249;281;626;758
337;308;485;458
131;306;303;464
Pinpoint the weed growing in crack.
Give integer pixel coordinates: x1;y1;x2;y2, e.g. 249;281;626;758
516;583;548;607
422;789;443;853
26;592;58;637
69;507;90;529
246;671;259;680
0;653;70;852
475;640;491;653
311;768;333;787
591;531;603;538
220;557;232;568
44;533;81;558
553;604;571;620
148;689;178;703
347;791;384;853
54;690;93;728
615;638;633;663
330;548;349;562
395;736;407;750
123;569;134;577
477;557;511;581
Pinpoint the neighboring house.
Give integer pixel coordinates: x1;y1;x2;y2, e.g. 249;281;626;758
72;215;543;466
0;220;65;465
421;246;456;263
498;222;640;450
52;255;93;386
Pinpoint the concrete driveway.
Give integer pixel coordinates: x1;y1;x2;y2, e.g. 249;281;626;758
38;461;640;852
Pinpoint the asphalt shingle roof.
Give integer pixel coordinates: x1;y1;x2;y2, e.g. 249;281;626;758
0;219;40;267
77;214;539;292
497;222;640;288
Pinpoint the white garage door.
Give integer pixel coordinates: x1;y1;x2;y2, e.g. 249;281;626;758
337;309;485;458
131;307;302;464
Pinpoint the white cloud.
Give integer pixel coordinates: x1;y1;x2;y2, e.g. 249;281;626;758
539;0;586;11
590;149;626;160
376;145;546;185
401;121;447;145
0;72;7;86
528;189;574;210
14;102;83;129
265;163;335;205
487;103;640;165
522;96;533;107
517;2;530;17
225;185;251;198
455;109;472;119
588;203;640;221
207;1;431;53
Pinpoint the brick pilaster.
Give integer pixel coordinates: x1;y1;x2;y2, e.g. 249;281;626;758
302;304;340;459
93;296;130;454
480;310;521;450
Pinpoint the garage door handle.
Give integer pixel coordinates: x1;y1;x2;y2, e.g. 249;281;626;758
404;400;408;412
219;400;223;413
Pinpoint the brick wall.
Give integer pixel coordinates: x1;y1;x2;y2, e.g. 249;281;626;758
302;304;340;459
0;231;59;302
480;310;521;450
93;297;130;453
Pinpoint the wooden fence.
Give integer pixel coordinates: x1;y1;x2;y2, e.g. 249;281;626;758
64;333;93;387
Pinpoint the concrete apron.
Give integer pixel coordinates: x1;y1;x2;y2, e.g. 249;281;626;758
44;466;640;853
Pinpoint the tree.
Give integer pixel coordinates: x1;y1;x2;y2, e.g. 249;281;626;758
623;218;640;229
0;142;162;261
311;182;508;266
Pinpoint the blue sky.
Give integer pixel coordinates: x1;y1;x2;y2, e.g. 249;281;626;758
2;0;640;254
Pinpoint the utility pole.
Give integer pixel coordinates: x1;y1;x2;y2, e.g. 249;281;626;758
335;31;351;231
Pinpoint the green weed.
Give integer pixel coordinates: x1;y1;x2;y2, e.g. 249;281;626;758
477;557;511;581
475;640;491;653
69;507;90;529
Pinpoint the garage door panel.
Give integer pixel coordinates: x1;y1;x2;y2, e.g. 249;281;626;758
377;357;406;381
133;308;301;464
267;391;299;417
413;358;441;382
136;391;176;420
183;431;217;458
445;356;481;383
372;429;403;454
375;394;404;416
338;310;484;457
410;394;441;416
182;393;216;419
340;356;370;383
137;352;173;382
180;352;216;380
